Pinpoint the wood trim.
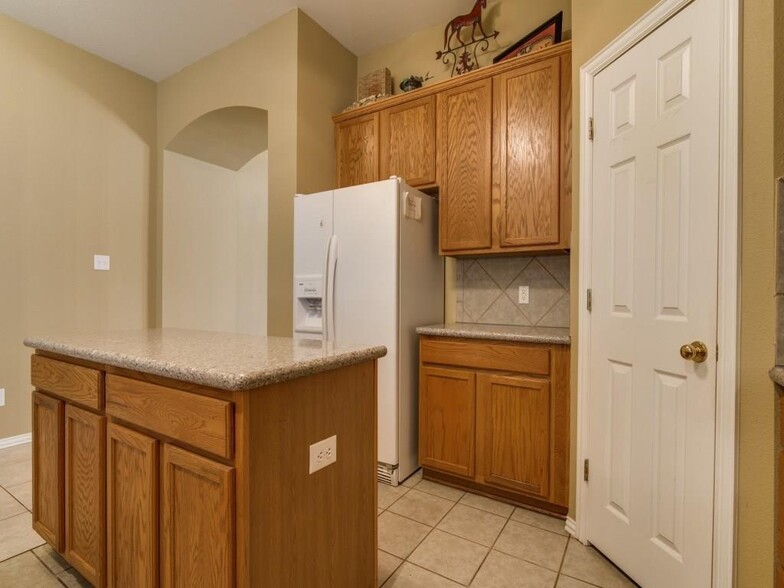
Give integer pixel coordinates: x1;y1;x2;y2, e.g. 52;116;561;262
550;345;570;508
333;41;572;123
32;391;64;551
32;355;103;411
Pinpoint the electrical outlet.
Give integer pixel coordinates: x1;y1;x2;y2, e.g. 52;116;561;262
309;435;337;474
518;286;530;304
0;388;4;407
93;255;110;271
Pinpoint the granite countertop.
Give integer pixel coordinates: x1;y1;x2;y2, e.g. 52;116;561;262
24;329;387;391
416;323;571;345
770;367;784;387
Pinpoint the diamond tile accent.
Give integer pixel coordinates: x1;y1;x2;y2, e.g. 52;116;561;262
478;257;531;290
477;291;528;325
505;261;566;325
463;262;502;320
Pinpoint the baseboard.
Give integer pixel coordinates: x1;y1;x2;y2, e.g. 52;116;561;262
565;516;578;538
0;432;32;450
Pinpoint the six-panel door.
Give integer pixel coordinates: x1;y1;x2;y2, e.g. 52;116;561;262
65;404;106;587
335;112;379;188
477;374;551;498
107;422;159;588
379;95;437;187
419;366;476;478
32;391;64;551
161;444;235;588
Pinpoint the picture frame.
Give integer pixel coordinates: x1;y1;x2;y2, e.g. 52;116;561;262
493;12;563;64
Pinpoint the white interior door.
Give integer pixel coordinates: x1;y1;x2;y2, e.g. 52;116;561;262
586;0;720;586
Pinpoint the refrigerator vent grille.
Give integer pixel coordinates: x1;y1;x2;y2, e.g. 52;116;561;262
377;464;398;486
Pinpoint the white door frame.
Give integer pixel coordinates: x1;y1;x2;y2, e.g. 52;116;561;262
575;0;741;586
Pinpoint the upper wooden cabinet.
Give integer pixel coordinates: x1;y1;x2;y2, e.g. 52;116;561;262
437;79;493;252
380;95;437;187
335;112;379;188
333;42;572;256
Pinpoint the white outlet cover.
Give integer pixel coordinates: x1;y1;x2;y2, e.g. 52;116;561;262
0;388;4;407
93;255;110;271
518;286;530;304
309;434;337;474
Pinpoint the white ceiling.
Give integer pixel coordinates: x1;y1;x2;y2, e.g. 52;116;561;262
0;0;469;81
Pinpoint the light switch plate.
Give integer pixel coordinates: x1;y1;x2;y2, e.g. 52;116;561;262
93;255;110;271
518;286;530;304
309;435;337;474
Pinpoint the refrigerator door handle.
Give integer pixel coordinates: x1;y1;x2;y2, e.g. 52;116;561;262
322;235;334;338
326;235;338;340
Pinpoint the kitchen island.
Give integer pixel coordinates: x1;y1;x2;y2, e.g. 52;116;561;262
24;329;385;588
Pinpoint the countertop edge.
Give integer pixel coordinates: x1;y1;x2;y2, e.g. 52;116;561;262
24;337;387;391
770;366;784;387
415;326;571;345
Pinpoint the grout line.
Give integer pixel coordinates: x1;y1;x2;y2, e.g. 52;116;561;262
466;513;513;585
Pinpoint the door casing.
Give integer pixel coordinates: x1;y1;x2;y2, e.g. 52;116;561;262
575;0;740;586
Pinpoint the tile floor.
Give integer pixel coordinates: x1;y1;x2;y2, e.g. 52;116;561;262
0;443;637;587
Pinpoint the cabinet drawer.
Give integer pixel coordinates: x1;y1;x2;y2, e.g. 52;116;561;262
421;338;550;376
31;355;103;410
106;375;233;460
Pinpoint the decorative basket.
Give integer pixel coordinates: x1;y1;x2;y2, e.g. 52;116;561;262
358;68;392;100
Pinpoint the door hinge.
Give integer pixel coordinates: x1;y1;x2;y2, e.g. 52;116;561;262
584;459;590;482
586;289;592;312
588;117;594;141
716;344;719;362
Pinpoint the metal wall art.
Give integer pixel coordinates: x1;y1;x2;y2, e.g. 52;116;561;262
436;0;499;76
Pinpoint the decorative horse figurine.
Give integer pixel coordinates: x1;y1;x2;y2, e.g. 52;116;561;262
443;0;489;51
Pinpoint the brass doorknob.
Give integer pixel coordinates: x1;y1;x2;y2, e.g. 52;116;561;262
680;341;708;363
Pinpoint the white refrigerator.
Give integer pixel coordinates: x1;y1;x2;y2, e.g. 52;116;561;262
293;178;444;485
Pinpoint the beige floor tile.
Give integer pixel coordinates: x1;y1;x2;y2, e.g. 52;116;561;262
0;443;31;466
555;575;596;588
379;508;384;516
0;512;45;562
378;511;431;559
378;549;403;586
6;482;33;511
379;483;410;509
0;488;25;521
0;551;61;587
560;540;637;588
0;458;32;489
408;529;488;585
494;521;568;571
459;493;515;518
471;550;558;588
33;544;71;575
413;479;465;502
384;562;463;587
57;567;93;587
388;489;454;526
401;470;423;488
511;508;568;536
437;504;507;547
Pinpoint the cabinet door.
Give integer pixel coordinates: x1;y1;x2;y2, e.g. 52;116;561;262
65;404;106;587
419;366;476;478
107;423;158;588
494;57;561;247
161;444;235;588
477;374;550;498
336;112;379;188
437;78;493;252
380;95;436;187
32;391;64;551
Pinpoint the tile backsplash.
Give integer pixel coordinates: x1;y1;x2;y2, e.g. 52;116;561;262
455;255;570;328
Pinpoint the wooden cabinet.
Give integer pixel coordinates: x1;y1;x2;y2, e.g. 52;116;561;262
335;112;379;188
107;423;158;588
437;79;493;252
161;444;235;588
333;42;572;256
65;404;106;587
419;367;476;478
32;391;64;551
419;336;569;513
380;95;437;187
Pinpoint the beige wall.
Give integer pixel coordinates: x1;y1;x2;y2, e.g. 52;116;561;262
358;0;571;96
0;15;156;439
162;150;268;336
156;9;356;337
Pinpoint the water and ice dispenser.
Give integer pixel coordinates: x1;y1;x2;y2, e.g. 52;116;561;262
293;276;323;338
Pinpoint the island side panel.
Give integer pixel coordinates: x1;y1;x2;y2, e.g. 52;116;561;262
246;360;377;587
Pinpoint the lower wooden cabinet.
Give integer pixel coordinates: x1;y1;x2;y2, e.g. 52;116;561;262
32;391;64;551
161;444;235;588
419;336;569;513
65;404;106;587
107;423;159;588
